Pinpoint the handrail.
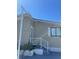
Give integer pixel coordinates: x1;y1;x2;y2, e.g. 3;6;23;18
31;37;49;54
40;32;48;38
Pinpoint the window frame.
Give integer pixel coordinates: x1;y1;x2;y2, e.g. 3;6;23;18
48;27;61;37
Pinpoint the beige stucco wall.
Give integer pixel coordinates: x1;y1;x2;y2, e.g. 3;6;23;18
17;14;32;45
32;21;61;48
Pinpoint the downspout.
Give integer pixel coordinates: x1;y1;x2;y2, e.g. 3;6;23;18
17;6;24;59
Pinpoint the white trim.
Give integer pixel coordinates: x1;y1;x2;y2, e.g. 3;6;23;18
48;47;61;52
33;18;61;26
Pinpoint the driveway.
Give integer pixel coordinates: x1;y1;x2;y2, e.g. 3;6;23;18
22;52;61;59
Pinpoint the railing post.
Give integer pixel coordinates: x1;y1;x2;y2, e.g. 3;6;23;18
40;38;42;48
46;41;49;54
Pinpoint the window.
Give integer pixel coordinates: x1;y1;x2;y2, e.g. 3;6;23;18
51;28;56;36
56;27;61;36
48;27;61;37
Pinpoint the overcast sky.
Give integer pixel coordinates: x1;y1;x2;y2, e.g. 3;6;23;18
17;0;61;22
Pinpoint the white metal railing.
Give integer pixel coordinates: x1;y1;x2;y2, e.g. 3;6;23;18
31;37;49;54
31;32;49;54
41;38;49;54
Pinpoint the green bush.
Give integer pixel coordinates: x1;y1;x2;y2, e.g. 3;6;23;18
20;42;34;51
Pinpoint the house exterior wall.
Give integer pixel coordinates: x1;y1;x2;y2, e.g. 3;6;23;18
17;14;32;45
32;21;61;48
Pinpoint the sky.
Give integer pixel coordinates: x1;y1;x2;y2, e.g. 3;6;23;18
17;0;61;22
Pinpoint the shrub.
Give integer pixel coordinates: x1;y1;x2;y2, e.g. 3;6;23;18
20;42;34;51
